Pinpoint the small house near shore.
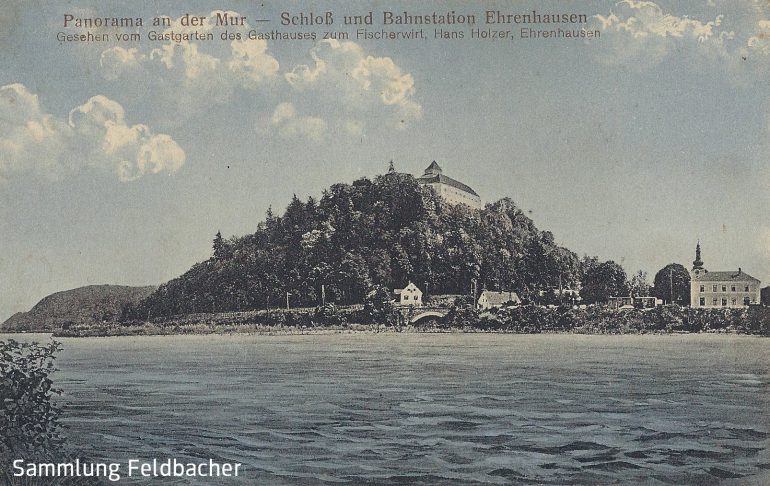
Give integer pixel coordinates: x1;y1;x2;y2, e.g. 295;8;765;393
394;282;423;307
477;290;521;310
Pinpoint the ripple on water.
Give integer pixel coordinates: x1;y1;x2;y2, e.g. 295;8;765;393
34;333;770;485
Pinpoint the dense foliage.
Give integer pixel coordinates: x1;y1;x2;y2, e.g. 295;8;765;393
460;304;770;335
579;258;629;304
0;340;101;485
129;172;586;318
61;302;770;337
0;340;66;461
652;263;691;304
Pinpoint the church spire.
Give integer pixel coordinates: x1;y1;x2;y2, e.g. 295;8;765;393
692;241;704;270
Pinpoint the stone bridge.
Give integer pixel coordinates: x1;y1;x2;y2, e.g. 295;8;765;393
397;306;450;324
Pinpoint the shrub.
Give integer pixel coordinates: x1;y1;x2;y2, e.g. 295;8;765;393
0;340;66;460
0;340;103;485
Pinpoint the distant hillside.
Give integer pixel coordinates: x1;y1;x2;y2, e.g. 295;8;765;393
2;285;156;332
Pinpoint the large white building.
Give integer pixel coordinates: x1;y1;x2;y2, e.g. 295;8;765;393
416;161;482;210
689;243;761;308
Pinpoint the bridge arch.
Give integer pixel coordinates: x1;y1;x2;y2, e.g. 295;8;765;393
409;311;447;324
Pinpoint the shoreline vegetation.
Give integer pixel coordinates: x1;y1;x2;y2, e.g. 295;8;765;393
33;303;770;338
0;340;102;485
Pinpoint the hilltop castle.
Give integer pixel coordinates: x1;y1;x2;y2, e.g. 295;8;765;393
415;161;482;210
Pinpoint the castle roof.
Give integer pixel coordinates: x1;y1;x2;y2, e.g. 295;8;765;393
417;173;480;197
694;270;760;283
425;161;442;173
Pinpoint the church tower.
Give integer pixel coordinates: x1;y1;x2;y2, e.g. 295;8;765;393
692;241;705;275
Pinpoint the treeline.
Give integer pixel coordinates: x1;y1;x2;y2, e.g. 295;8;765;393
449;304;770;335
126;171;601;319
62;302;770;337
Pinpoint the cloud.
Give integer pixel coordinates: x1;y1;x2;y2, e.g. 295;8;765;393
96;12;421;140
98;11;279;115
748;20;770;54
284;40;421;131
0;84;67;179
99;47;144;81
0;84;185;182
268;102;327;142
593;0;735;64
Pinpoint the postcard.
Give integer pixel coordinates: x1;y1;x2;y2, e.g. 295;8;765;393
1;0;769;484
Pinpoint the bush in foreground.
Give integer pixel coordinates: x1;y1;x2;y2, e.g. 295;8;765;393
0;340;100;485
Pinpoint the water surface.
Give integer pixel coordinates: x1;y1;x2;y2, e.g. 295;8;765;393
5;333;770;484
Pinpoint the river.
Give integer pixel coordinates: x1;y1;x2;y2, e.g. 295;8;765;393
3;333;770;484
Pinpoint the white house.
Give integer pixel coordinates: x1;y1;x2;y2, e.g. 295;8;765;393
394;282;423;307
477;290;520;310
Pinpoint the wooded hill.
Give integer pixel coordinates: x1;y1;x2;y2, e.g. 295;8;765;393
2;285;156;332
127;171;610;319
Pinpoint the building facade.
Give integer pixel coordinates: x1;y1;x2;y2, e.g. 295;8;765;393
416;161;482;210
394;282;423;307
477;290;521;310
689;243;761;308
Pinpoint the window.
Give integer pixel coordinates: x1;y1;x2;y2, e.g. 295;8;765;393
414;295;418;300
699;297;705;306
721;298;727;306
722;285;727;292
712;285;718;292
744;297;751;306
745;286;750;292
731;298;737;305
700;285;705;292
712;298;718;305
731;285;736;292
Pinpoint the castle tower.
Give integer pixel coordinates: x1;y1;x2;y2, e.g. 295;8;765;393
423;161;443;177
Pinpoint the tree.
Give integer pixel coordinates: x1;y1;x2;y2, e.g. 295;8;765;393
212;231;229;260
629;270;651;297
363;285;397;325
580;260;629;304
653;263;690;305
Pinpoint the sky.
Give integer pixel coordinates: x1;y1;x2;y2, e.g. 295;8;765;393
1;0;769;321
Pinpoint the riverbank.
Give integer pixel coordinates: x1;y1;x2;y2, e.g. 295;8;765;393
50;325;768;338
2;304;768;338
